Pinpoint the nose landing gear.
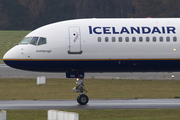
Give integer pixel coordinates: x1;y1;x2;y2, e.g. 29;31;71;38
73;78;89;105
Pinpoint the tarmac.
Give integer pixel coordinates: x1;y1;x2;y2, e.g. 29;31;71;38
1;64;180;110
0;99;180;110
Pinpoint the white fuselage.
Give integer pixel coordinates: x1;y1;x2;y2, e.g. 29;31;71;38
3;18;180;73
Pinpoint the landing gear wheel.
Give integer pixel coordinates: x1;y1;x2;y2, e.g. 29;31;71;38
77;94;89;105
77;95;80;103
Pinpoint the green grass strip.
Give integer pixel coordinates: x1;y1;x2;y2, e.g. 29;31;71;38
7;109;180;120
0;78;180;100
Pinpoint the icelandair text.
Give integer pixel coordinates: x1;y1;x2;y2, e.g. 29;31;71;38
88;26;176;34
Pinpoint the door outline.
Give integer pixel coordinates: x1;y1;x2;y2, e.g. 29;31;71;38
68;26;83;54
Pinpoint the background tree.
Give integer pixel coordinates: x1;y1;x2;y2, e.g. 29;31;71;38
18;0;46;29
0;0;10;29
131;0;180;18
0;0;179;30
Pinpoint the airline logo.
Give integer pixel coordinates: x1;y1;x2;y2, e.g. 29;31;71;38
89;26;176;34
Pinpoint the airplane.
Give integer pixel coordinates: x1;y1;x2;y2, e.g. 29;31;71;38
3;18;180;105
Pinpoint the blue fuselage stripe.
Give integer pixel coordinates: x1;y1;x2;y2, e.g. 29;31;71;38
3;60;180;72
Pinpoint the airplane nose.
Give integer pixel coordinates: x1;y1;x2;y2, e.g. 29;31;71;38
3;46;19;64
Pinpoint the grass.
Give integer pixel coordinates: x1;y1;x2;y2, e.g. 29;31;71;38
0;31;30;63
0;78;180;119
0;78;180;100
7;109;180;120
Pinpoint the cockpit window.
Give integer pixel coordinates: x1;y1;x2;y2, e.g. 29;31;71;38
30;37;39;45
19;36;47;46
38;37;47;45
19;37;32;44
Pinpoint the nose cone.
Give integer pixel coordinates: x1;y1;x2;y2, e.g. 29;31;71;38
3;46;18;65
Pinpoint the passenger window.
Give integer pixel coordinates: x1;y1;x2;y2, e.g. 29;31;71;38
97;37;101;42
19;37;32;44
146;37;150;42
173;36;177;42
119;37;122;42
132;37;136;42
30;37;39;45
112;37;116;42
159;37;163;42
125;37;129;42
38;37;47;45
139;37;143;42
166;37;170;42
105;37;109;42
153;37;156;42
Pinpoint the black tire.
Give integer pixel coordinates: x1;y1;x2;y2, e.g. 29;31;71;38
77;95;80;103
77;94;89;105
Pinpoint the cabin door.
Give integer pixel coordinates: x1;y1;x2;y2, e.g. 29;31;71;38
68;26;82;54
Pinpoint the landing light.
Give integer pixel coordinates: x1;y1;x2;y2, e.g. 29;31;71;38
173;49;176;51
76;78;79;81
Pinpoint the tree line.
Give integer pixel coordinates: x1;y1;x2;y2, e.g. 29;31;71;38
0;0;180;30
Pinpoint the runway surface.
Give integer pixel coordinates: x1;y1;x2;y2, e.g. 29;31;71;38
0;99;180;110
1;64;180;110
0;64;180;80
